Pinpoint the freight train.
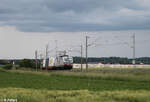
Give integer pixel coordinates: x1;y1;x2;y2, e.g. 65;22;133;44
42;51;73;70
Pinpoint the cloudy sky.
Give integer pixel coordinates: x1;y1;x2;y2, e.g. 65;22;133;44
0;0;150;59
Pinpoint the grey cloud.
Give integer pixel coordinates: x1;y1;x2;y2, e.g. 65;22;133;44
45;0;141;12
0;0;149;32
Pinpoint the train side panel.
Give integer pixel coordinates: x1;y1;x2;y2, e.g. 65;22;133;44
54;57;64;68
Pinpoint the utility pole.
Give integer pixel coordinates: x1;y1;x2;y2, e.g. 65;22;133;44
81;44;83;72
35;50;38;71
45;44;49;69
86;36;89;72
40;54;43;70
55;40;58;57
132;34;136;65
46;44;49;59
46;44;48;59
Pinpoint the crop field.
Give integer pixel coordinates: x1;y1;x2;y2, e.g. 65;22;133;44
0;68;150;102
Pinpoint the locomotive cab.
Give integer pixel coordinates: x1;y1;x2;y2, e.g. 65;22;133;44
62;55;73;69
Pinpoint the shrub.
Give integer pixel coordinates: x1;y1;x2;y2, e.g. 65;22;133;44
3;64;13;70
15;66;19;69
19;59;36;68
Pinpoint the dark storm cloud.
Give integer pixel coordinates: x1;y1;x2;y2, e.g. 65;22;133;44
0;0;149;32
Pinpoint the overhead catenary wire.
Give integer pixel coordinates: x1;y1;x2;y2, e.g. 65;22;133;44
37;33;149;70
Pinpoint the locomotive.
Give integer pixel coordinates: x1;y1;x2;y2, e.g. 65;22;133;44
42;51;73;70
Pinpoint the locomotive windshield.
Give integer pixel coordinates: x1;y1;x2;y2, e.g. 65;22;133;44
63;56;73;64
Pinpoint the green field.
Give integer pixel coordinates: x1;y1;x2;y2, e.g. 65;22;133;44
0;68;150;102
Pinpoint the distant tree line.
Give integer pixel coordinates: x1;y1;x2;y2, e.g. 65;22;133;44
0;57;150;69
0;59;41;69
73;57;150;64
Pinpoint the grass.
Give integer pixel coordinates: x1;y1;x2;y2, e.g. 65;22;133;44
0;88;150;102
1;68;150;102
0;69;150;91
